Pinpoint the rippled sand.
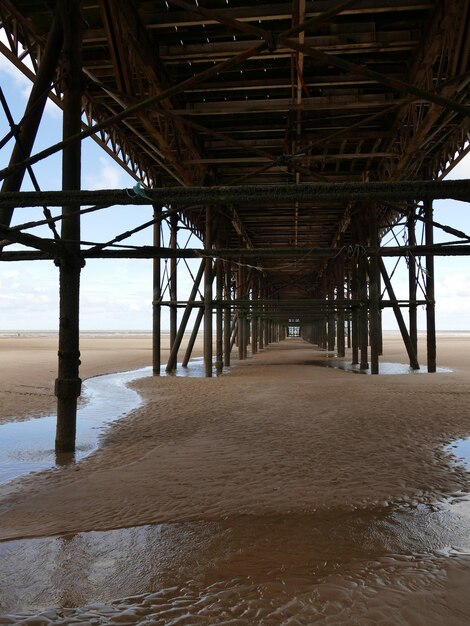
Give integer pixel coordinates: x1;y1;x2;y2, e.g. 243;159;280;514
1;334;470;624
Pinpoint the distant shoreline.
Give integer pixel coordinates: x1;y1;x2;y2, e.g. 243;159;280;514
1;329;470;338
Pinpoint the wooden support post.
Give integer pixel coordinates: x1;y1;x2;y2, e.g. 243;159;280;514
369;208;381;375
166;259;205;372
408;208;418;361
223;261;231;367
380;258;420;369
216;257;224;375
152;207;162;375
424;199;437;372
55;0;82;453
0;10;63;226
359;253;369;370
204;206;213;377
182;307;204;367
169;209;178;350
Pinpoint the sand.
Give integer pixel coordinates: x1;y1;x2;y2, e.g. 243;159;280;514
0;332;201;424
1;332;470;623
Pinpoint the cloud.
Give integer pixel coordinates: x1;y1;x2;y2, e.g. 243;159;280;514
83;157;124;190
445;147;470;180
0;32;61;120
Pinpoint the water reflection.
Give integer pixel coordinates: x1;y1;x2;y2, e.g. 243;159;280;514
1;501;470;621
447;437;470;472
305;359;453;375
0;360;213;485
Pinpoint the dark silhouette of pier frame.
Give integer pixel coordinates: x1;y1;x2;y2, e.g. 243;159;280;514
0;0;469;452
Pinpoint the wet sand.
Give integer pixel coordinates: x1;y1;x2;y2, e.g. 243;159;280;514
1;333;470;623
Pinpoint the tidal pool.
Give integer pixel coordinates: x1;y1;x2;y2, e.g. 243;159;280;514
1;501;470;623
0;358;212;485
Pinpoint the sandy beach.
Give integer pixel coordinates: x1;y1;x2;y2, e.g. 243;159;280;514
1;332;470;624
0;332;202;424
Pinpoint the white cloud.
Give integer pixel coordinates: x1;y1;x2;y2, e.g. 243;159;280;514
445;147;470;180
84;157;124;190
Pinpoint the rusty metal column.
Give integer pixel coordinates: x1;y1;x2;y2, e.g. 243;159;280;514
169;209;178;350
264;286;270;347
166;259;205;372
337;261;345;358
152;206;162;375
55;0;83;453
238;262;245;360
408;208;418;361
327;278;335;352
252;278;258;355
346;266;352;349
258;278;264;350
182;306;204;368
369;208;380;375
224;261;231;367
204;207;213;377
424;199;436;372
380;259;419;369
351;259;359;364
1;10;63;226
216;257;224;375
359;252;369;370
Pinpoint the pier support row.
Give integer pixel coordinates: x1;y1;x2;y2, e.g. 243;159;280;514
151;198;438;380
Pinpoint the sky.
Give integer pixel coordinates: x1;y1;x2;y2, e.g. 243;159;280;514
0;45;469;331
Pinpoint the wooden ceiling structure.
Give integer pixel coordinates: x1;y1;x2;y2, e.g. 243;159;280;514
0;0;469;450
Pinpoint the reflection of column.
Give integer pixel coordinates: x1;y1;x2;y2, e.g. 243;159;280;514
54;533;92;608
424;199;436;372
55;0;83;453
152;206;162;375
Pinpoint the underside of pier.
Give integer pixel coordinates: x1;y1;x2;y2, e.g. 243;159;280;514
0;0;469;450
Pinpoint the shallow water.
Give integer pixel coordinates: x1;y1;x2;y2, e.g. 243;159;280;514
1;499;470;623
447;437;470;471
306;359;452;375
1;358;470;623
0;359;212;485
